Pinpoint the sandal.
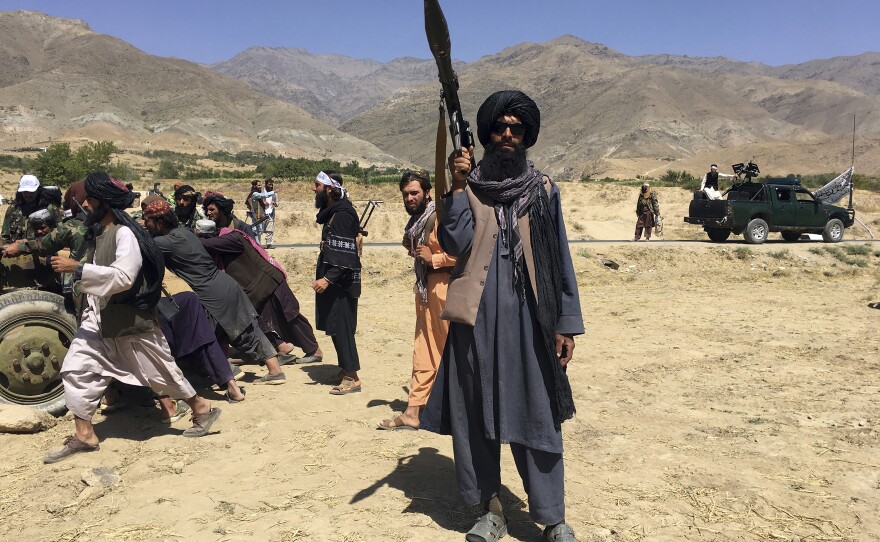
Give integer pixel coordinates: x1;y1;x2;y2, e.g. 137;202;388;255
466;511;507;542
161;400;191;424
183;407;222;438
43;435;100;464
377;416;418;431
544;523;578;542
293;354;323;365
225;386;246;403
329;376;361;395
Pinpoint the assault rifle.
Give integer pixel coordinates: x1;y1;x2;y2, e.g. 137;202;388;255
424;0;475;216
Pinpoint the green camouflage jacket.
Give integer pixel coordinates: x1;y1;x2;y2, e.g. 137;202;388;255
17;217;88;258
2;204;64;242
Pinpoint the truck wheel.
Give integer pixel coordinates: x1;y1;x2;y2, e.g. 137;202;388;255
706;228;731;242
744;218;769;244
0;290;77;416
822;218;844;243
781;231;802;242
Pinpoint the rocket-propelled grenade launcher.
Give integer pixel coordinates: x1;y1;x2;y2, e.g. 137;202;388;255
424;0;475;205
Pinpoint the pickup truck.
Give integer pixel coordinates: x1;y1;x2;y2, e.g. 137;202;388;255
684;178;855;244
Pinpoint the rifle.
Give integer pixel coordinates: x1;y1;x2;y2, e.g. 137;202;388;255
424;0;475;217
358;199;382;237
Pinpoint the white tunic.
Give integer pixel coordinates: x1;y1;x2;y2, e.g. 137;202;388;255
61;226;194;419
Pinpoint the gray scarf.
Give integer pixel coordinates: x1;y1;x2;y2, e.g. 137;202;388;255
402;200;436;305
468;161;542;294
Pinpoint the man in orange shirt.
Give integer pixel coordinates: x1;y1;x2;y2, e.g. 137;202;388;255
378;171;455;430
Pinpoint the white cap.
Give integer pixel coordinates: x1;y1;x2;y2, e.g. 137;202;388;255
18;174;40;192
194;219;216;235
28;208;51;222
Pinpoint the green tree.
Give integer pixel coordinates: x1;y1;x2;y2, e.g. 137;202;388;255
75;141;117;173
155;159;180;179
30;141;121;187
32;143;78;187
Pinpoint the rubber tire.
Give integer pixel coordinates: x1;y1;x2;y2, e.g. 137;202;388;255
744;218;769;245
781;231;802;242
822;218;844;243
706;228;731;242
0;290;77;416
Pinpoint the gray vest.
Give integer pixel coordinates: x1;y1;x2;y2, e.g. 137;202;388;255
92;224;157;338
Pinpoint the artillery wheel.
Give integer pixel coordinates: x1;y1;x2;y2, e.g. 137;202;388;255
0;290;77;415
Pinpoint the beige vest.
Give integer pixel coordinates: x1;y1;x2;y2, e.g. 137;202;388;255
440;180;552;326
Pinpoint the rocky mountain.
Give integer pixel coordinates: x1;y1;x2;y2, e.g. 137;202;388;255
339;36;880;177
0;11;399;165
636;51;880;97
211;47;461;124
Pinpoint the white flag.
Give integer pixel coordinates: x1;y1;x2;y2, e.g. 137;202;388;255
814;167;854;204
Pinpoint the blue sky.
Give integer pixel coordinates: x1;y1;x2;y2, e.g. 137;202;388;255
2;0;877;65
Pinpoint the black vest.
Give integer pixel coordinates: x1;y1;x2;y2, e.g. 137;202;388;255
705;171;719;190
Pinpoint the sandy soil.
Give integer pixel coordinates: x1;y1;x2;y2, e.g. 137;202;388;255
1;181;879;541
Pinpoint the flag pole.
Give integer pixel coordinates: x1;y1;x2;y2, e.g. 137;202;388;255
849;114;855;210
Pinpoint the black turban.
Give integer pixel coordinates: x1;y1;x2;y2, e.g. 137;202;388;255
84;171;136;209
173;184;197;200
83;171;165;311
203;192;234;215
476;90;541;149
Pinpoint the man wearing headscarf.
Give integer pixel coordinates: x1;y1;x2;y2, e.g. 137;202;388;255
633;182;660;241
700;164;735;200
43;172;220;464
421;90;583;542
143;199;287;385
203;191;255;240
313;170;362;395
378;171;455;431
173;184;205;230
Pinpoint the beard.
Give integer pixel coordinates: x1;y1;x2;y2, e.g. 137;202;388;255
315;188;329;209
480;141;528;181
84;201;109;227
405;197;428;217
175;202;195;222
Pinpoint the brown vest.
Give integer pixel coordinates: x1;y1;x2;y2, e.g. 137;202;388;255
440;181;552;326
220;233;283;310
93;224;156;338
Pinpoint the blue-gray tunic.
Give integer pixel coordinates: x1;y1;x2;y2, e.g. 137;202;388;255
154;227;256;340
421;184;584;454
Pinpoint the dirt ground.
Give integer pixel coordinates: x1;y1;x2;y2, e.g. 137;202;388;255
1;180;879;541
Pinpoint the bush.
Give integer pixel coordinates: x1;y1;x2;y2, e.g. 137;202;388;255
31;141;119;187
843;244;871;256
155;160;180;179
733;247;752;260
656;170;700;190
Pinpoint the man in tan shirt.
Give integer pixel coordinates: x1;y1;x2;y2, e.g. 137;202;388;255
378;172;455;430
